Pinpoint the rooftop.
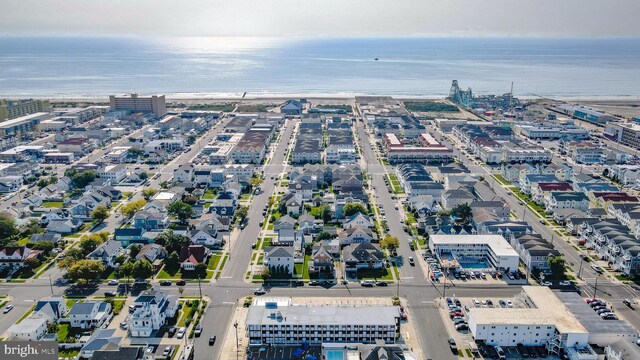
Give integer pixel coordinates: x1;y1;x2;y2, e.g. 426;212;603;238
246;303;399;326
430;234;519;258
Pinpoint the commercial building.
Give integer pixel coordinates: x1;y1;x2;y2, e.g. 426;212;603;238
57;137;95;155
246;298;400;345
429;234;520;271
0;112;47;139
109;93;167;118
383;133;453;164
553;104;616;126
469;286;638;357
606;123;640;150
0;99;50;121
44;152;75;164
232;129;271;164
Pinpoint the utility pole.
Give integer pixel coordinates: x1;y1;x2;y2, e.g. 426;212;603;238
578;256;584;279
442;267;449;300
593;276;599;300
49;275;54;296
197;275;202;299
396;278;400;298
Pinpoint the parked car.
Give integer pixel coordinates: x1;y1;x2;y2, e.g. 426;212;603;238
448;338;458;352
376;281;388;287
559;280;571;286
168;327;177;337
163;347;172;357
591;264;604;274
194;324;203;337
176;327;185;339
160;280;172;286
119;321;128;329
541;281;552;287
176;280;186;286
108;280;119;286
104;291;117;297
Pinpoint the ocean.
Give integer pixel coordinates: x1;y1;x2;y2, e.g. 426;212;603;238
1;36;639;99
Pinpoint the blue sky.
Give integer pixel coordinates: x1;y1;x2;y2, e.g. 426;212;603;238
1;0;638;37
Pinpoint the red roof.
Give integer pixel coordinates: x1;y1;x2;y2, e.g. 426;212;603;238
179;245;207;264
537;182;573;192
592;192;639;202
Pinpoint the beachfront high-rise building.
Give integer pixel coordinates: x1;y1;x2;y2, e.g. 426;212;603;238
0;99;51;122
109;93;167;118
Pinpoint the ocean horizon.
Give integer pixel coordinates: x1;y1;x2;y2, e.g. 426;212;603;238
1;36;640;99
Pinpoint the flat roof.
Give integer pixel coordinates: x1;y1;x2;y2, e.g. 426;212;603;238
469;286;587;334
154;192;176;201
555;291;638;336
246;304;399;326
430;234;519;258
0;112;48;128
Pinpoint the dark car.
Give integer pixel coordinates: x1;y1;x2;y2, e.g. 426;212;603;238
168;327;177;337
194;325;202;337
517;343;529;358
526;347;538;358
209;336;216;346
376;281;388;287
448;338;458;352
454;299;461;307
291;281;304;287
104;291;116;297
176;280;186;286
160;280;171;286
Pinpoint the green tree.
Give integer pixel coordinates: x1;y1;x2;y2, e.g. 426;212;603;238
37;178;49;188
128;147;144;156
160;181;169;189
141;188;158;200
164;251;180;271
321;205;332;223
71;170;97;188
49;176;58;185
0;212;18;241
78;234;105;255
316;231;333;241
168;201;193;224
57;248;85;269
182;195;198;205
91;206;110;224
67;260;105;283
194;262;207;278
249;177;263;189
131;259;153;279
261;267;271;280
235;206;249;220
25;256;41;270
27;241;54;253
155;230;191;254
129;244;142;259
118;261;134;280
343;202;367;217
451;203;472;224
547;255;566;278
19;218;42;238
380;235;400;251
120;199;147;218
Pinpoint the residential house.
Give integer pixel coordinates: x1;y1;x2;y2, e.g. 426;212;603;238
80;330;125;359
590;192;639;211
69;301;112;329
34;296;67;320
29;232;61;244
442;189;475;210
133;208;169;231
0;176;22;193
114;228;151;246
135;243;167;269
7;317;49;341
46;218;83;234
264;247;295;276
309;244;334;275
173;163;194;185
511;234;561;273
0;246;42;268
545;192;588;212
531;182;573;204
343;243;384;274
281;99;303;115
519;174;559;195
468;201;510;221
92;346;144;360
87;240;123;268
273;215;296;231
289;181;313;201
337;226;375;246
298;213;322;234
97;164;127;184
179;245;208;271
189;227;223;248
275;229;305;246
129;290;179;337
343;212;373;230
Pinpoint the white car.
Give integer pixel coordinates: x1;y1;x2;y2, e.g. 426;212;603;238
176;327;186;339
108;280;119;286
541;281;552;287
3;304;13;313
506;300;513;308
559;280;571;286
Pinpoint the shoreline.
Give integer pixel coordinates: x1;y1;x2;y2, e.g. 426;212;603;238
7;93;638;105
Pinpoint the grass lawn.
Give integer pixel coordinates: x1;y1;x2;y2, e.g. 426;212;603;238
58;349;80;358
157;266;182;279
240;193;251;201
56;323;84;342
386;174;404;194
177;302;194;327
220;255;228;270
357;267;394;281
260;237;272;249
207;253;224;270
42;201;64;208
492;174;511;186
110;299;125;315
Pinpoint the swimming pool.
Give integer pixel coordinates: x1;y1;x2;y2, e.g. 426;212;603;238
460;262;489;269
325;349;345;360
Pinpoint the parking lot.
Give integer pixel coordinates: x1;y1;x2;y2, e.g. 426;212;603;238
422;251;527;286
247;345;322;360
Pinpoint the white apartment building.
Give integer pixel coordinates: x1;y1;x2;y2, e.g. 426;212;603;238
429;235;520;271
97;164;127;183
246;298;400;345
129;290;179;337
109;93;167;118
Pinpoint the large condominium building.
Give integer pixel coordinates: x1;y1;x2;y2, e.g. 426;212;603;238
606;123;640;150
0;113;48;140
246;298;400;346
109;93;167;118
0;99;50;121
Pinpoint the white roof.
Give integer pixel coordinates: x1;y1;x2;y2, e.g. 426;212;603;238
430;234;519;258
0;112;48;129
469;286;587;334
8;317;48;334
154;192;176;201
